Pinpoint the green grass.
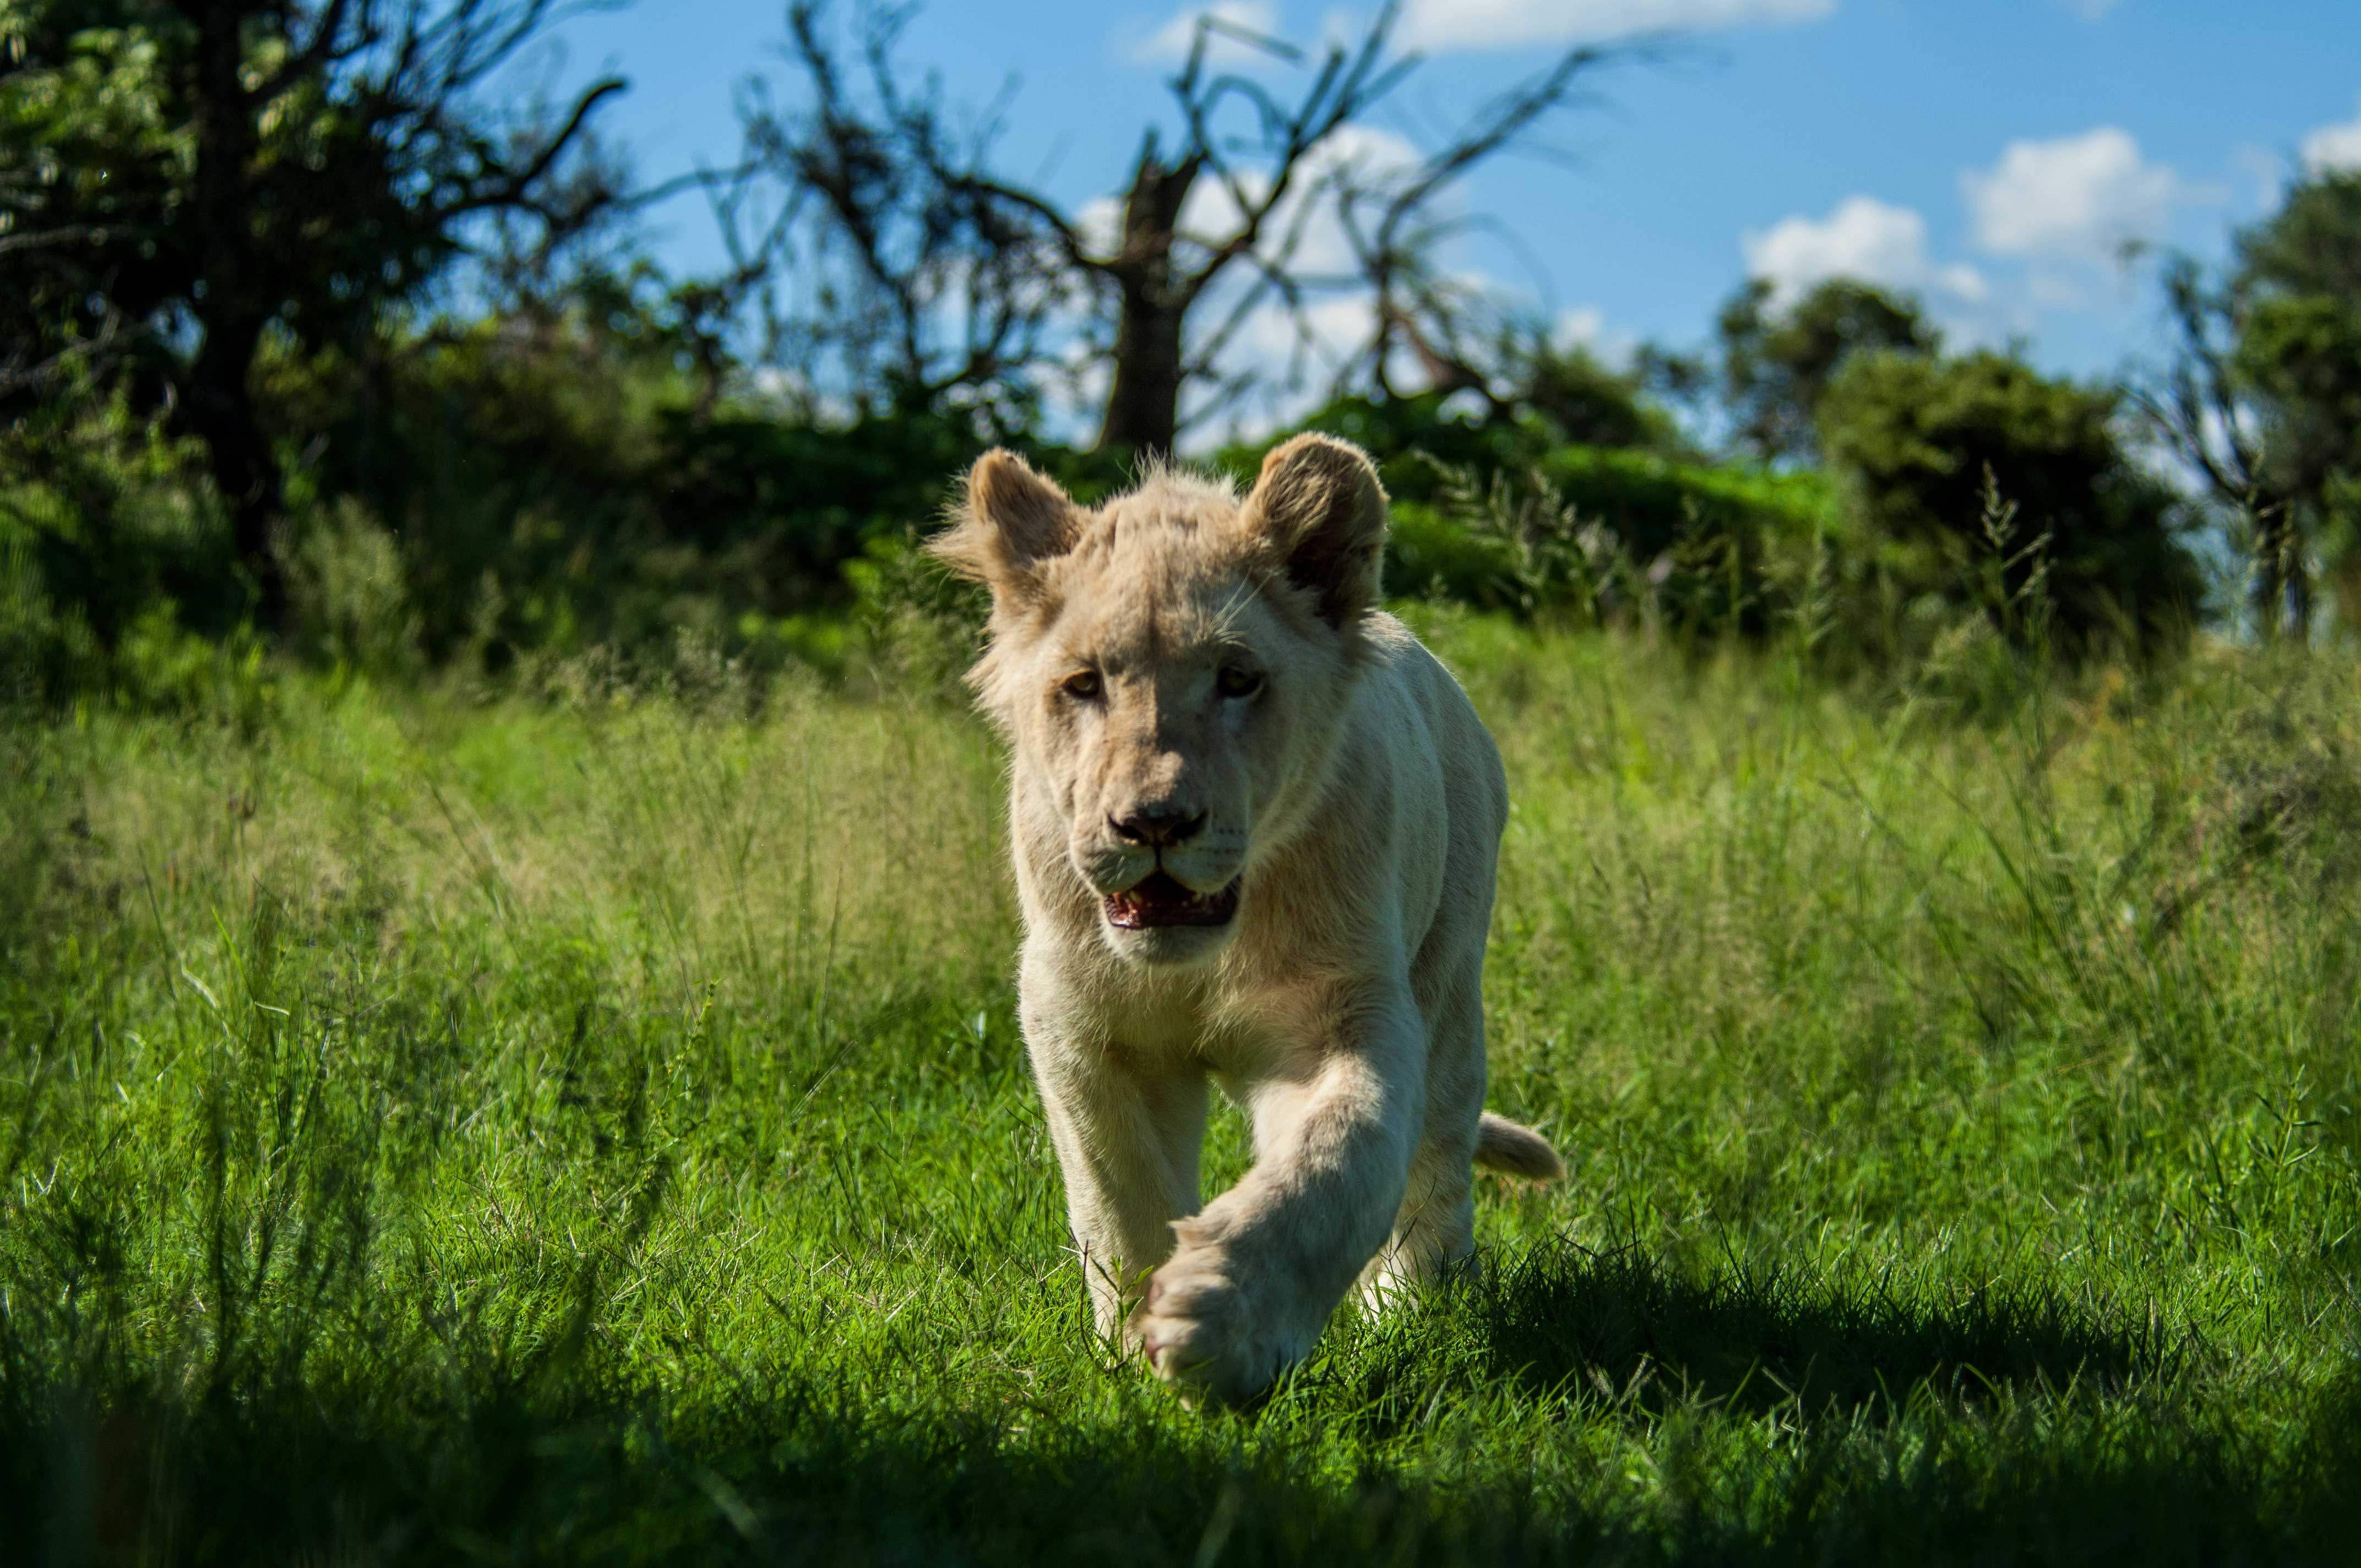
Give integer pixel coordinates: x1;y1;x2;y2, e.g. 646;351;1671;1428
4;614;2359;1564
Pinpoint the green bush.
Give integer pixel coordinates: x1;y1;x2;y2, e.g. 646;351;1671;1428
1819;350;2204;658
0;388;269;714
1218;394;1833;637
271;318;1041;668
1221;394;1544;498
0;325;2216;702
1533;446;1835;569
1383;448;1836;645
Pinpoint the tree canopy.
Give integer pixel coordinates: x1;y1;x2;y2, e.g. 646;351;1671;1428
1821;349;2200;653
1716;277;1939;465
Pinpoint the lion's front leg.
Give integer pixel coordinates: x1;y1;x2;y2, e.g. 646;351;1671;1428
1133;992;1422;1403
1027;1023;1209;1342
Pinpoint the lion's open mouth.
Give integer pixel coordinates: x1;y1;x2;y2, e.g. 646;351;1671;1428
1103;870;1241;930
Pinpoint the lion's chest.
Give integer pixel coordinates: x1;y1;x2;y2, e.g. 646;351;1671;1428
1062;948;1337;1082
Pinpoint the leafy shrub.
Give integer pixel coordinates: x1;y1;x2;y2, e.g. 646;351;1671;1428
271;317;1042;667
286;499;426;681
1534;446;1835;573
1819;350;2204;658
0;388;267;714
1220;394;1832;637
1384;449;1835;644
1222;394;1557;502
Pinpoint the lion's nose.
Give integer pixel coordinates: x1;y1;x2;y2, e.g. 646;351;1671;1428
1111;808;1206;848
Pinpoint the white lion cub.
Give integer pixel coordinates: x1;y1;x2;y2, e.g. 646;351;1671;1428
932;433;1562;1404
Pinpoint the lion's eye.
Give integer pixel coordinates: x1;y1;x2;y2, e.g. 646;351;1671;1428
1216;666;1263;699
1062;669;1103;701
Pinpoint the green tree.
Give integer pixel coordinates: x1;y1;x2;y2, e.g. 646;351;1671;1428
1497;334;1672;451
1718;277;1939;464
1;0;627;626
1820;349;2201;655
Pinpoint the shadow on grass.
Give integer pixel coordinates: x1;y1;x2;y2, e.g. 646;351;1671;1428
1467;1242;2186;1415
1;1234;2351;1568
4;1326;2357;1567
10;1351;2360;1568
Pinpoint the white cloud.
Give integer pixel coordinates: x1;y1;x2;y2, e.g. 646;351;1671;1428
2229;141;2286;209
1961;127;2193;260
2022;266;2096;311
1076;194;1122;258
1130;2;1282;64
1230;293;1377;370
2302;96;2361;175
1396;0;1834;51
1553;303;1641;365
2061;0;2121;18
1555;305;1606;347
1742;195;1988;309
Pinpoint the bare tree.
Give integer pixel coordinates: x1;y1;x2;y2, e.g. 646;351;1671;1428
752;1;1619;456
1333;42;1614;415
2129;255;2311;639
731;3;1081;432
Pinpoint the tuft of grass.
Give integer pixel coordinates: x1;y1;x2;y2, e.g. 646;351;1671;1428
3;624;2359;1564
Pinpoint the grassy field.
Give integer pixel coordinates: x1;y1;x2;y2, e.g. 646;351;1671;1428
3;612;2359;1564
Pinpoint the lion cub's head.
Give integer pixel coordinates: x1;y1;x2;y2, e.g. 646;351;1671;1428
932;434;1389;967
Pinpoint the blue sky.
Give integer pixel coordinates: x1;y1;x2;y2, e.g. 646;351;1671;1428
537;0;2361;435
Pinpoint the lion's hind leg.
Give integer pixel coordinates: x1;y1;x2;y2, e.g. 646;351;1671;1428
1357;1135;1479;1314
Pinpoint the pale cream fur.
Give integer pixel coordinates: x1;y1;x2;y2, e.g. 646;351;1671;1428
932;433;1563;1406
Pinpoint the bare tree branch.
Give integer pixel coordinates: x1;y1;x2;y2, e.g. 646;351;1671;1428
2129;251;2311;636
739;0;1624;449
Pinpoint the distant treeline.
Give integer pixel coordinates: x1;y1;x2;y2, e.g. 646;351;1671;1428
0;299;2195;699
4;2;2358;707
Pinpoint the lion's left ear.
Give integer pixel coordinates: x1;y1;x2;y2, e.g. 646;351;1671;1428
1239;433;1389;629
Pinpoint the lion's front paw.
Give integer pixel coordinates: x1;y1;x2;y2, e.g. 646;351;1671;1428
1132;1242;1311;1406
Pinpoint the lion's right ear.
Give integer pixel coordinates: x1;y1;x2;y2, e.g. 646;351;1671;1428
928;450;1080;601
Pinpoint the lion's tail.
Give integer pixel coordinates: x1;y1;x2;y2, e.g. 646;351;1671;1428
1473;1112;1565;1183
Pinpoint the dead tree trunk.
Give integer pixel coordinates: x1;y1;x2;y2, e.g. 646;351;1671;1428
1094;147;1201;459
1099;294;1189;458
2255;508;2314;643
